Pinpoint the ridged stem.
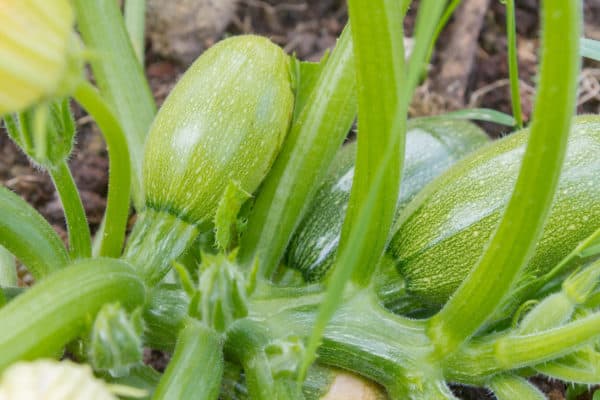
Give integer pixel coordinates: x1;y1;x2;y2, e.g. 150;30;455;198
488;375;545;400
428;0;581;358
73;0;156;210
48;160;91;259
505;0;523;128
224;319;297;400
124;208;198;286
0;245;16;287
153;319;223;400
0;185;69;279
0;258;145;371
124;0;146;63
73;81;131;258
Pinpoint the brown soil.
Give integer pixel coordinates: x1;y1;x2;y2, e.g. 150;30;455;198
1;1;600;399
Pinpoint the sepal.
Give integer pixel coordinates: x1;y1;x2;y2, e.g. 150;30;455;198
4;98;75;168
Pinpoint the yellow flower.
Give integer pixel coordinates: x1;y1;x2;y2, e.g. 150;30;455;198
0;0;82;116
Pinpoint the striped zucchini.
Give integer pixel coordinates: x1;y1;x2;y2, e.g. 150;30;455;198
286;118;489;281
389;115;600;310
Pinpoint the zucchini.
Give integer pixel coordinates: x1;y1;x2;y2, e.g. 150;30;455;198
286;118;489;281
389;115;600;310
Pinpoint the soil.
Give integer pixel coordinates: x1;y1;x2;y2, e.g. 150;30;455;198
1;1;600;399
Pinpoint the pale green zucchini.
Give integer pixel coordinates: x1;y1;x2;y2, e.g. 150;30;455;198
286;118;489;281
389;115;600;309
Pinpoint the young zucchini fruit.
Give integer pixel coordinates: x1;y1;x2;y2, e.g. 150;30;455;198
389;115;600;310
125;35;294;284
286;118;489;282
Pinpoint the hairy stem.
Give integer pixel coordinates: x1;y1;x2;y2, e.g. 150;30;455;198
49;160;91;259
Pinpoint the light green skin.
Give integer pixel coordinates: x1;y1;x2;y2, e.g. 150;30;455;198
143;35;294;224
389;115;600;309
286;118;489;281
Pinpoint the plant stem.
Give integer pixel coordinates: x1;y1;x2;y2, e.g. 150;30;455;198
488;375;546;400
343;0;406;286
0;258;145;371
406;0;447;96
225;319;280;400
124;0;146;63
423;0;461;69
123;208;198;286
49;160;91;259
495;312;600;369
505;0;523;128
0;186;69;279
446;314;600;384
73;0;155;210
237;26;357;279
428;0;581;358
153;319;223;400
73;81;131;258
0;245;17;287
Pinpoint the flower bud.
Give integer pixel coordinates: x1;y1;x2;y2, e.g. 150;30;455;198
0;0;83;116
88;303;144;377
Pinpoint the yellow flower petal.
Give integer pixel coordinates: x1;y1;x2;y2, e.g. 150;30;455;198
0;0;81;116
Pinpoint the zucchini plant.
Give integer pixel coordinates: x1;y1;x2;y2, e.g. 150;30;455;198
0;0;598;399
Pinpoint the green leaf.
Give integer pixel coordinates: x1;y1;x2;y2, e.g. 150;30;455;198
431;108;516;126
214;180;251;252
581;37;600;61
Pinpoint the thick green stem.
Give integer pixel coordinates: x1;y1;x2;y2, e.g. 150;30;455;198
428;0;581;358
489;375;545;400
226;318;305;400
73;81;131;258
495;312;600;369
446;313;600;384
124;208;198;286
237;26;357;279
0;186;69;279
73;0;155;210
153;319;223;400
49;160;91;259
343;0;406;286
0;258;145;371
505;0;523;128
124;0;146;63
